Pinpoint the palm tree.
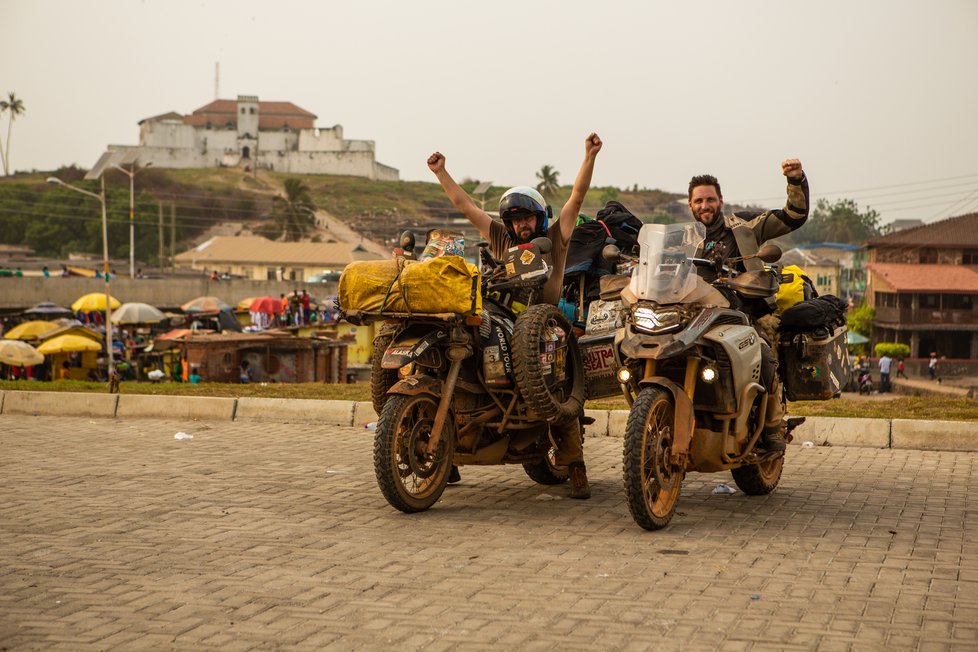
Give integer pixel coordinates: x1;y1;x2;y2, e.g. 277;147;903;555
0;93;25;176
271;177;317;241
535;164;560;201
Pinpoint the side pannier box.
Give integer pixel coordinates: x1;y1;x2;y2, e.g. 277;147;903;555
779;325;850;401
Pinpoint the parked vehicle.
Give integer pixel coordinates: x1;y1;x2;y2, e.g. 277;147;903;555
603;222;845;530
343;234;585;513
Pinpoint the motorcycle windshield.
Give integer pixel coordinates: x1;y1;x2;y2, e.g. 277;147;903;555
629;222;706;303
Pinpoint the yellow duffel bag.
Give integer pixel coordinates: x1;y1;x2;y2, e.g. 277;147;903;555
339;256;481;315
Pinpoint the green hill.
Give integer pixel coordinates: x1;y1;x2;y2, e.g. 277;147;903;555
0;166;683;263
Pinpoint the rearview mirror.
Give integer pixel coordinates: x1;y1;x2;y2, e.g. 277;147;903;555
601;243;621;263
530;236;552;254
399;230;416;251
757;243;782;263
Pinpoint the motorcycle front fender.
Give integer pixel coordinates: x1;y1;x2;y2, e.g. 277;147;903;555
639;376;695;468
388;373;443;399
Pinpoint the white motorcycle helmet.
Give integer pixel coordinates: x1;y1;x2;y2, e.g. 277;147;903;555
498;186;553;241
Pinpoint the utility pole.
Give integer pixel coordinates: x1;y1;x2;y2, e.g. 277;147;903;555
158;200;164;274
169;202;176;273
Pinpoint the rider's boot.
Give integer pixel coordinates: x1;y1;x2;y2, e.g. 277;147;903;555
448;465;461;484
760;422;787;453
568;462;591;500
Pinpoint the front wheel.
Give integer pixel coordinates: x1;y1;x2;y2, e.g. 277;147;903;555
731;456;783;495
373;393;455;513
622;387;683;530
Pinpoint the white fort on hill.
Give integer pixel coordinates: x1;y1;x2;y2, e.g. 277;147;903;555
109;95;398;180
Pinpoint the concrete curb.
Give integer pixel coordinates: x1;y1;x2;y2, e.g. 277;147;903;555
891;418;977;451
235;397;355;425
116;394;236;421
3;390;119;419
0;391;975;452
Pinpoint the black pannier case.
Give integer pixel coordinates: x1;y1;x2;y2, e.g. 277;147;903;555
779;325;851;401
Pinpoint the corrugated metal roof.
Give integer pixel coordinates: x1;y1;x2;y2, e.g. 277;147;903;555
174;236;382;266
867;213;978;247
868;263;978;293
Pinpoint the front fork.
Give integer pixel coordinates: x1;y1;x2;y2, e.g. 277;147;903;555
629;356;698;470
425;344;471;456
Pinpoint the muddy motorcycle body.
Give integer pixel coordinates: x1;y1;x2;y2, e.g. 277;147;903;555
612;222;803;530
365;238;586;513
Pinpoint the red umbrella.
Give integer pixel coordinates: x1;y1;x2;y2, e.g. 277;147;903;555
248;296;284;315
181;296;231;314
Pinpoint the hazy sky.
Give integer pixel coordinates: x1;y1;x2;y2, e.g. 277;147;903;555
3;0;977;224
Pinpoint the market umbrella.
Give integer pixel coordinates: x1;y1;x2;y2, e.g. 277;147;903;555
23;302;73;318
4;320;59;341
181;296;231;314
249;296;284;315
36;334;103;355
71;293;122;313
111;302;167;325
0;340;45;366
236;296;259;311
846;331;869;346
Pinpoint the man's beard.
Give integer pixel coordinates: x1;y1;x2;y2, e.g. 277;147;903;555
515;224;534;242
694;206;721;227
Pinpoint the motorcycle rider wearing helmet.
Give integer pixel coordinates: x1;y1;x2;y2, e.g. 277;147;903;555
427;132;603;499
688;159;810;453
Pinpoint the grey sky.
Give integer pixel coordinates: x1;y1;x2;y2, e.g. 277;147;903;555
3;0;977;224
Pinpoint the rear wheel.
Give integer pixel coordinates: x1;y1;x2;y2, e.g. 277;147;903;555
370;334;398;416
731;456;783;495
512;304;585;423
373;393;454;513
622;387;683;530
522;442;570;485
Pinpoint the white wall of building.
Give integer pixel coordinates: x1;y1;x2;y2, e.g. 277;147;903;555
117;99;399;180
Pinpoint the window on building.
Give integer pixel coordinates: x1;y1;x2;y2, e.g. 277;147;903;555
944;294;975;310
241;107;246;115
963;249;978;264
920;294;939;309
242;146;251;159
249;107;256;114
267;268;277;280
919;248;937;264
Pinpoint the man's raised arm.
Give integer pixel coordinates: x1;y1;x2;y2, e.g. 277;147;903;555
427;152;493;237
557;133;603;242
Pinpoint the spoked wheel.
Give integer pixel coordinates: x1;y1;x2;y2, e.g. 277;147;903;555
731;455;783;495
370;334;398;417
512;304;585;424
622;387;683;530
373;393;455;513
523;442;570;485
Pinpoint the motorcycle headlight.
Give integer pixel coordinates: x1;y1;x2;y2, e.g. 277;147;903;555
632;305;683;335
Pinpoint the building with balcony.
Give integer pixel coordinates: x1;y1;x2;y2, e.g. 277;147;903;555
865;212;978;359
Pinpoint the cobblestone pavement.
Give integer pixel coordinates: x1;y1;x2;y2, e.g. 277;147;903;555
1;415;977;651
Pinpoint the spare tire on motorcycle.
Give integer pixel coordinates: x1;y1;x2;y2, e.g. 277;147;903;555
512;304;586;424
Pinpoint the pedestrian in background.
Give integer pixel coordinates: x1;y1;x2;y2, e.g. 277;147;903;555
928;353;938;380
878;353;892;393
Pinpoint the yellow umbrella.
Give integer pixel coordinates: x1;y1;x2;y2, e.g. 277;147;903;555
71;293;122;312
4;320;59;340
36;334;103;355
0;340;45;366
237;297;258;311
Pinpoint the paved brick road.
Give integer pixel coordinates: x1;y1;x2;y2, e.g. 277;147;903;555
1;415;977;651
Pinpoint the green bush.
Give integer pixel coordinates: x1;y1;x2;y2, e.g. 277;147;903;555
874;342;910;358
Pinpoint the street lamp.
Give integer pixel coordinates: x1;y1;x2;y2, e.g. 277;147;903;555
112;161;152;279
46;175;115;383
